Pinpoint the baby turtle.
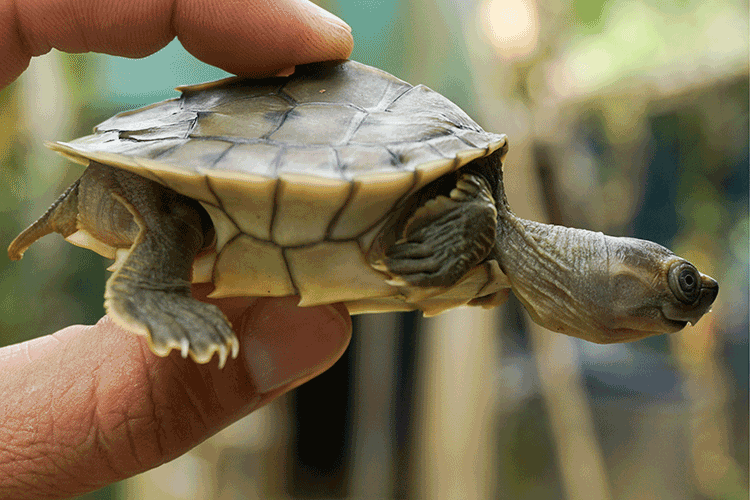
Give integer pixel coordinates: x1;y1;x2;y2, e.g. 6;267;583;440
8;60;718;367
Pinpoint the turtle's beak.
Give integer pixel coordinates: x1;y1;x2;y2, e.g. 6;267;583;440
668;273;719;326
693;273;719;323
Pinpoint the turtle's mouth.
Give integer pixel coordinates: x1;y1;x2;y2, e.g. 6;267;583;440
661;275;718;329
663;317;689;331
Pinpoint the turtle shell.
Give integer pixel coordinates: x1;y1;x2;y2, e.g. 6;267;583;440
50;60;508;312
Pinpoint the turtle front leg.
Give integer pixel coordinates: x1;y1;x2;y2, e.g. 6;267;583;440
371;172;498;288
96;166;238;368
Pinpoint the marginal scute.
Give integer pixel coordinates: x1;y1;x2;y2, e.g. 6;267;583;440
286;241;396;306
329;171;414;240
412;157;458;192
456;147;489;166
200;203;239;254
206;174;276;240
209;235;293;298
272;174;351;246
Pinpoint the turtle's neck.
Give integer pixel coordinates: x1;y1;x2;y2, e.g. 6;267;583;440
493;196;614;341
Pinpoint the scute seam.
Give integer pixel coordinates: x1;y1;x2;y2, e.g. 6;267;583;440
325;178;356;239
208;142;234;170
383;85;416;111
203;176;242;234
426;141;448;159
268;173;283;244
280;247;301;296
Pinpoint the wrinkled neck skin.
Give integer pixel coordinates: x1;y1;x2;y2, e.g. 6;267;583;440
494;206;686;344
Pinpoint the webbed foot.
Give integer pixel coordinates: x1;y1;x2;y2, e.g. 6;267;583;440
105;278;238;368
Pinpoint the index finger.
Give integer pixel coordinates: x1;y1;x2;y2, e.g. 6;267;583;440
0;0;353;88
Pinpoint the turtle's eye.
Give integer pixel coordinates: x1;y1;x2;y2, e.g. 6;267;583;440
669;261;701;304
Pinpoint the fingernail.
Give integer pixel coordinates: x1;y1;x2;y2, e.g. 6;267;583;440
240;299;350;394
274;66;296;77
303;0;352;32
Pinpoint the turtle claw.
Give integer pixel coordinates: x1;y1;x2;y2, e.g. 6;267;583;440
180;338;190;359
217;345;228;370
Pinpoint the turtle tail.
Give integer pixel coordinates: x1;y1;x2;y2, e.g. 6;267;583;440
8;179;80;260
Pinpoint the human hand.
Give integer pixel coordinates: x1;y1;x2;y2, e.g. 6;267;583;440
0;1;354;498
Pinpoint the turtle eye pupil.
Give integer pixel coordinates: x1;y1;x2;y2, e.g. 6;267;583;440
680;270;695;289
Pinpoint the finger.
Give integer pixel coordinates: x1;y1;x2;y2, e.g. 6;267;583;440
0;296;350;499
0;0;353;88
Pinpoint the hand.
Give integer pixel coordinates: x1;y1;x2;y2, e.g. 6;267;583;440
0;1;353;498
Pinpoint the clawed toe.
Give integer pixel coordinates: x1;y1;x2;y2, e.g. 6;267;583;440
105;290;238;368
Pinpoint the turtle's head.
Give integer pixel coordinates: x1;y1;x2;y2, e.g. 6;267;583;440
497;219;719;343
590;236;719;342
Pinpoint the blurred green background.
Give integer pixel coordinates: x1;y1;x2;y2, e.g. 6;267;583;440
0;0;747;499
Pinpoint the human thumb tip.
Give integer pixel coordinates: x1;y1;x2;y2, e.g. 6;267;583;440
237;298;351;395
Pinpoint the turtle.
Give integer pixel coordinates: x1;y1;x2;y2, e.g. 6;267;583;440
8;60;718;368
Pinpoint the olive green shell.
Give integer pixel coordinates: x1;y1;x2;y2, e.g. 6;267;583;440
51;60;508;313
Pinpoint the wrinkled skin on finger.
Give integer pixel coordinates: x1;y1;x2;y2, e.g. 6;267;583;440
0;287;351;499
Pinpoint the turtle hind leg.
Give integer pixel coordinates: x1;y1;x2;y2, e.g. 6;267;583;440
99;168;238;368
374;172;498;288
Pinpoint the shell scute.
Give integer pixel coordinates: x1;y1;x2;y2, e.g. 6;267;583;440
272;175;351;246
329;171;415;240
155;139;233;171
210;143;278;177
335;144;400;178
386;84;483;133
281;61;411;110
180;78;284;110
94;98;194;135
270;104;365;146
277;147;340;179
203;174;276;240
191;96;291;140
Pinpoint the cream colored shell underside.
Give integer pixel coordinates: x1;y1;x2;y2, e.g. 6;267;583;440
51;61;510;314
